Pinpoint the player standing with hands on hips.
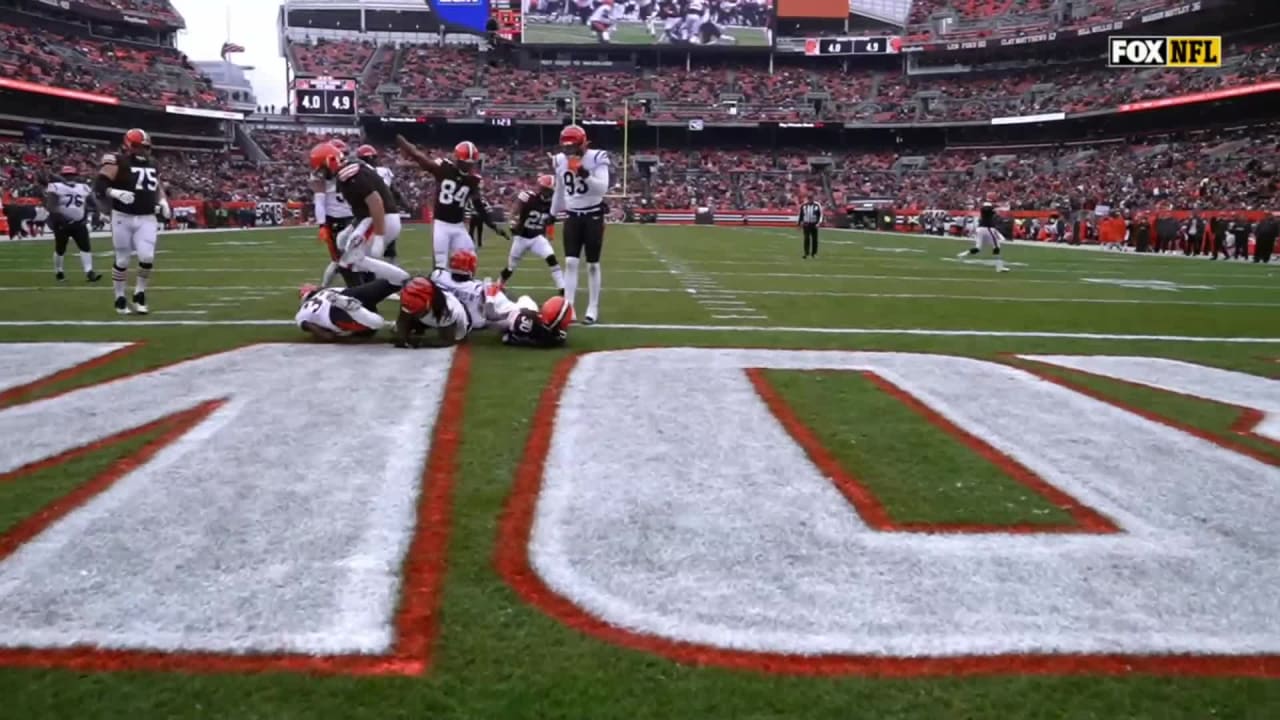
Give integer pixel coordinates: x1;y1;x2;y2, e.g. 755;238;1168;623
551;124;609;324
798;196;822;259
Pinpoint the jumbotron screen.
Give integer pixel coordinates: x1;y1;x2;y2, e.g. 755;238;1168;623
521;0;774;46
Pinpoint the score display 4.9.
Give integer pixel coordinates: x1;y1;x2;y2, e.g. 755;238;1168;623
804;37;902;56
293;77;357;116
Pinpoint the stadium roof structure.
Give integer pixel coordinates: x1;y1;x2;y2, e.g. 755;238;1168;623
850;0;911;26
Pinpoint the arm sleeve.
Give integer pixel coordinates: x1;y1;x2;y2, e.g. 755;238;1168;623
313;192;326;223
585;155;609;197
550;165;567;216
816;204;823;223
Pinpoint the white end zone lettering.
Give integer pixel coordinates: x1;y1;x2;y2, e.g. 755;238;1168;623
0;343;468;676
0;342;133;399
500;348;1280;675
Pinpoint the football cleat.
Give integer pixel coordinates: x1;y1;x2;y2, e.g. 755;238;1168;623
86;270;102;282
56;271;65;283
131;291;148;315
997;265;1011;273
583;315;597;326
309;142;344;176
114;296;130;315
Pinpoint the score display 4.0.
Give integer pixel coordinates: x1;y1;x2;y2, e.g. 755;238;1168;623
804;37;902;56
293;77;357;116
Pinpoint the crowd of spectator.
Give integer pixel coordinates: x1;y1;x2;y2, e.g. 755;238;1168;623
6;126;1273;223
0;21;220;109
273;37;1280;126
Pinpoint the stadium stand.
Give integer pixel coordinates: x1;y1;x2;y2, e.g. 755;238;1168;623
0;21;221;109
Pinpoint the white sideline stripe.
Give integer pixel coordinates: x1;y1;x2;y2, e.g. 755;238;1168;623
590;323;1280;343
612;268;1280;290
711;315;768;319
149;310;208;315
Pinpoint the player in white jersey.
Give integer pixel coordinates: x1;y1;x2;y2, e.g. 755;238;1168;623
588;0;616;42
314;139;357;287
356;144;404;264
550;124;610;324
392;275;473;348
44;165;101;283
295;279;399;342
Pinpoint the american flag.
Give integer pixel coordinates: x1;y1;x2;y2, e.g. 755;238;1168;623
220;42;245;59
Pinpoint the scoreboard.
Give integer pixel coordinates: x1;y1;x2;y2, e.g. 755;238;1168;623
804;37;902;56
293;77;357;116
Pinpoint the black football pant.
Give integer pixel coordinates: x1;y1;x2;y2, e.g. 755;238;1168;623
54;221;92;255
1255;236;1275;263
563;211;605;262
469;215;484;248
1234;234;1249;259
802;224;818;257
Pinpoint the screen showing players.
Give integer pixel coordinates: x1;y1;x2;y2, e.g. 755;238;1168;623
521;0;774;46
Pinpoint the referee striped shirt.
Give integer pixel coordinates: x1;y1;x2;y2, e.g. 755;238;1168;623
799;201;822;225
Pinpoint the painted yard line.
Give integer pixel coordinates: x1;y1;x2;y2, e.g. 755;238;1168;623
612;268;1280;290
148;310;208;315
711;314;769;319
637;234;767;320
3;319;1276;344
665;256;1273;279
188;303;236;307
0;286;287;291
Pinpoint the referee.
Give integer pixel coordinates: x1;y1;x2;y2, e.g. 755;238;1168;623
798;197;822;258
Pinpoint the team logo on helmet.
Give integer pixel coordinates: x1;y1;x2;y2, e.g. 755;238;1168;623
448;250;478;277
400;277;435;316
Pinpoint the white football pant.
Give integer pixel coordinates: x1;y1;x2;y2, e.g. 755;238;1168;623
111;212;158;264
433;219;474;268
337;215;408;286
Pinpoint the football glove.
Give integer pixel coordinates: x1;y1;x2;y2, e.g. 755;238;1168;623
158;199;172;220
106;188;135;204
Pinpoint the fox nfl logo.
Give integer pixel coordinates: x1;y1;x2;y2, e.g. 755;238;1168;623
1108;36;1222;67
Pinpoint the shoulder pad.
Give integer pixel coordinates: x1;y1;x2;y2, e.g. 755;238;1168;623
593;149;610;165
100;153;117;165
517;190;531;202
337;162;363;181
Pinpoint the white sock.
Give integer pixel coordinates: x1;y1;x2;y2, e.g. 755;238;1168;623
53;253;64;273
586;262;601;316
321;261;339;287
549;264;564;289
563;256;580;306
80;251;93;273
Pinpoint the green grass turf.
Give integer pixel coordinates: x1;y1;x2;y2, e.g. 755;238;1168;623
758;369;1077;527
0;224;1278;718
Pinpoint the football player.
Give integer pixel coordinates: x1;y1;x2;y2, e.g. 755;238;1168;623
296;279;399;342
588;0;616;42
501;174;565;292
551;124;609;324
356;144;405;264
309;143;410;287
428;249;494;331
95;128;171;314
44;165;101;283
314;138;357;286
956;199;1010;272
394;135;509;268
392;275;472;348
485;287;573;348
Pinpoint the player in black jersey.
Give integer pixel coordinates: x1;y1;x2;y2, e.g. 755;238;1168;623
95;128;171;314
309;143;409;288
395;135;508;267
500;174;565;292
501;293;573;348
957;200;1010;272
465;199;488;249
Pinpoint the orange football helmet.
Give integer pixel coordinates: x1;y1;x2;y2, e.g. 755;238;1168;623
60;165;78;176
559;124;587;154
448;249;478;277
310;142;344;177
540;295;574;330
400;277;435;316
356;144;378;159
329;138;349;153
298;283;320;301
536;173;555;199
123;128;151;155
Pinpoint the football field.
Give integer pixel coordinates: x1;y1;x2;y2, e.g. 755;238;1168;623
0;223;1278;719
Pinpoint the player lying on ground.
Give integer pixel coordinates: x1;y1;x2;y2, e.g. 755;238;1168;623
501;174;565;293
296;279;400;342
394;135;509;267
428;250;501;332
392;275;473;348
309;142;410;288
485;287;574;348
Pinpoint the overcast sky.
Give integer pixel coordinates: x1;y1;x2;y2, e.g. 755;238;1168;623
171;0;290;107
